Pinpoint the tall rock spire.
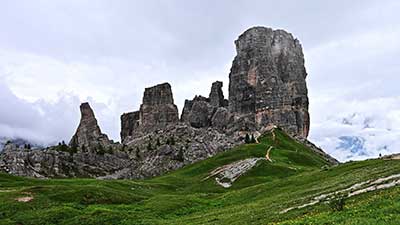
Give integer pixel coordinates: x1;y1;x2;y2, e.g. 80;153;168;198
140;83;179;128
69;102;110;150
209;81;226;107
120;83;179;143
228;27;310;137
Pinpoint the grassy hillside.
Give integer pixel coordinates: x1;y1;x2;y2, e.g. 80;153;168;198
0;129;399;224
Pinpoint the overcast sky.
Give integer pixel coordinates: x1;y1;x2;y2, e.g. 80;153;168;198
0;0;399;161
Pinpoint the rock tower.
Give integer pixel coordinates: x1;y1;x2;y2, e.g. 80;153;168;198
228;27;310;137
69;102;111;150
121;83;179;142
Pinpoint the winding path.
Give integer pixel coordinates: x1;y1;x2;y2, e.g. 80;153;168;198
265;146;273;162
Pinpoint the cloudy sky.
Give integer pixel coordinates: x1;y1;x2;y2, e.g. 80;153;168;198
0;0;399;161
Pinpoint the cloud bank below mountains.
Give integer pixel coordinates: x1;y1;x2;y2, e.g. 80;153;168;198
309;96;400;162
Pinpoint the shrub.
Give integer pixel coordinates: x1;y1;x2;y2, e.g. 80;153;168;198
329;193;346;211
166;137;176;145
250;134;256;143
156;138;161;146
175;146;184;162
245;134;251;144
170;137;175;145
321;165;330;171
97;145;106;155
147;142;153;150
135;147;140;159
107;146;113;154
53;142;77;155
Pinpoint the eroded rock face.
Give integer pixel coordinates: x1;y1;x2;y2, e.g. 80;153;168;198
229;27;310;137
120;111;140;143
69;103;111;150
211;107;232;131
181;81;229;129
140;83;179;127
0;143;132;178
209;81;227;108
121;83;179;143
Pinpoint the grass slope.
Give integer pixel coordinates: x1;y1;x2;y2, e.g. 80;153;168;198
0;129;399;224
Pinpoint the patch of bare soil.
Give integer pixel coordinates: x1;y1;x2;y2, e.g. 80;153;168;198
15;192;34;202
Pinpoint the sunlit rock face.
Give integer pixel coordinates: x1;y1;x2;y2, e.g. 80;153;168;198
228;27;310;138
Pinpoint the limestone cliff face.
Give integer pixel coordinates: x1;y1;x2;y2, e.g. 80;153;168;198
228;27;310;137
69;103;111;150
121;83;179;143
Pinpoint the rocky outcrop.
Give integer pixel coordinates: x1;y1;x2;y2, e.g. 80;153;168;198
126;123;237;179
121;83;179;143
211;107;232;131
140;83;179;127
228;27;310;138
69;103;111;150
204;158;265;188
120;111;140;143
0;122;237;179
209;81;228;108
0;26;338;180
0;143;131;178
181;81;230;129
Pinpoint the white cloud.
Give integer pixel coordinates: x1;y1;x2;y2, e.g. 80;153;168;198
0;48;230;143
309;96;400;162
